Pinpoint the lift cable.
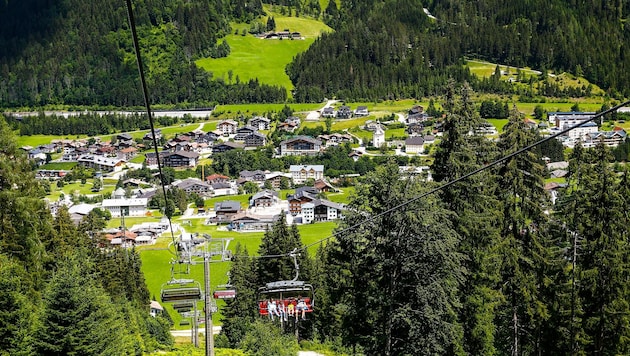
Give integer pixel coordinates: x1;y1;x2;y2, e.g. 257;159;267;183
239;99;630;260
124;0;178;257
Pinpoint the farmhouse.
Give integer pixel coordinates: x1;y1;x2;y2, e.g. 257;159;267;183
245;132;267;147
336;105;352;119
321;107;335;118
405;136;425;154
249;190;279;208
78;154;124;172
214;201;242;222
162;151;199;168
234;125;258;141
173;178;213;196
354;106;369;117
212;142;244;154
217;120;238;135
206;174;230;184
287;188;318;215
249;116;271;130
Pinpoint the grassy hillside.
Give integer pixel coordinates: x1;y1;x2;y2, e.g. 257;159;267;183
196;14;332;93
464;59;607;96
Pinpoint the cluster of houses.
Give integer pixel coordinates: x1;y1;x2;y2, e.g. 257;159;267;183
260;30;303;40
321;105;369;119
211;179;345;231
366;105;437;154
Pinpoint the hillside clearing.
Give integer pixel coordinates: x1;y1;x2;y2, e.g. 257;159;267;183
196;16;332;93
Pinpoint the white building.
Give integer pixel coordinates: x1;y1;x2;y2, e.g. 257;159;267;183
548;112;599;140
373;124;385;148
301;199;345;224
405;136;425;154
290;165;324;184
101;198;148;217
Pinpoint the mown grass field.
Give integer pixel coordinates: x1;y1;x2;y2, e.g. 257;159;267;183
486;119;510;133
39;162;77;170
213;103;322;116
45;181;117;201
465;59;541;79
16;134;86;147
465;59;607;97
196;14;332;93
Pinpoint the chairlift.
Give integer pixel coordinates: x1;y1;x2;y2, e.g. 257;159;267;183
160;279;202;303
257;249;314;318
214;272;237;299
258;280;314;317
172;301;195;313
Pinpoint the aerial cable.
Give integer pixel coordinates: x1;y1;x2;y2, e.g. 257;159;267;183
124;0;178;256
238;99;630;260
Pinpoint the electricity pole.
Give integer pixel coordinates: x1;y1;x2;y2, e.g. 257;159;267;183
204;253;214;356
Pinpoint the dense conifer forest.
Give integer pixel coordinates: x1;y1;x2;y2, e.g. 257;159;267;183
0;0;286;107
0;117;174;354
290;0;630;101
1;0;630;107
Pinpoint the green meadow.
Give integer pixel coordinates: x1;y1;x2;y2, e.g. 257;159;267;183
196;15;332;93
213;103;322;116
465;59;542;79
17;134;86;147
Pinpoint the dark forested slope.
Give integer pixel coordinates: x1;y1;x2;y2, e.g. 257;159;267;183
0;0;286;107
289;0;630;101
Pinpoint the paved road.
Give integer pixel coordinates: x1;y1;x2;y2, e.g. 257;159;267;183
170;326;222;337
305;100;338;121
10;109;214;119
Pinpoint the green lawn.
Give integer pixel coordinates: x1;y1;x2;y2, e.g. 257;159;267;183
465;59;541;79
325;186;355;204
16;134;87;147
214;103;321;116
386;128;407;140
196;16;332;93
39;162;77;170
46;181;117;201
486;119;510;133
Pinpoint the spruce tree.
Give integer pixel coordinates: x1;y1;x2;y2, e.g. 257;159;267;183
33;254;133;355
256;216;310;285
495;106;552;355
571;144;630;354
432;82;503;355
220;244;259;347
322;162;464;355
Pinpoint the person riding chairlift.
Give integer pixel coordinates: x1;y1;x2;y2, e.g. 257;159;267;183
296;296;308;320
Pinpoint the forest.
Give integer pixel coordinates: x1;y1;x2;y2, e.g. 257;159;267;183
0;0;287;107
0;117;174;354
218;83;630;355
289;0;630;101
2;0;630;107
